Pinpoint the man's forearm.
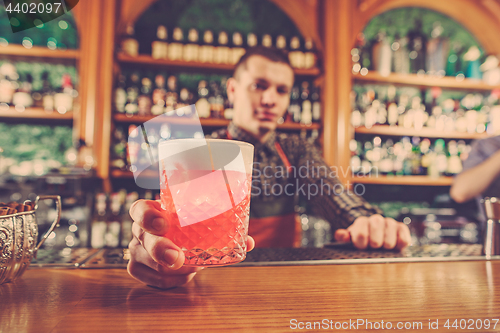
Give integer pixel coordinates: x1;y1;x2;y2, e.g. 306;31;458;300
450;150;500;203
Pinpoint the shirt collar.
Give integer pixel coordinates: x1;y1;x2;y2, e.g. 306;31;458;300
227;122;277;152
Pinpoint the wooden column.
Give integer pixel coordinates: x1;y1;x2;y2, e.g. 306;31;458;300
322;0;353;184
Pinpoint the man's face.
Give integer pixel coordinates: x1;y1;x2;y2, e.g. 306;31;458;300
227;55;294;134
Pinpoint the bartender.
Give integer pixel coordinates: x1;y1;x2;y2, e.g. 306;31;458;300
127;47;411;289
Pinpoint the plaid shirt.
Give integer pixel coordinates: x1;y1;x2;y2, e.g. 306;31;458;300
210;122;382;231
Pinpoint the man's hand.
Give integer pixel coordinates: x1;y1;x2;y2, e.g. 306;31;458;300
334;214;411;250
127;199;255;289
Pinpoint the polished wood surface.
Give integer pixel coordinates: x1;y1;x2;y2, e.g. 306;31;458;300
2;261;499;333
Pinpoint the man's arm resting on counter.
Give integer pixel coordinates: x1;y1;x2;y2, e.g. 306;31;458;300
295;140;411;250
450;149;500;203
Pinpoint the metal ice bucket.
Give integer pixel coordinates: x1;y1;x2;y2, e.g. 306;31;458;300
482;197;500;257
0;195;61;284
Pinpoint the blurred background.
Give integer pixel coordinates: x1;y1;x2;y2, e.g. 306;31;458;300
1;0;500;250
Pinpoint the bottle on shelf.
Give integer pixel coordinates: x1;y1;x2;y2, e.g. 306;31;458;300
114;74;127;113
121;191;138;248
304;37;317;69
311;86;321;123
124;72;140;116
209;80;224;118
183;28;199;62
371;31;392;77
110;126;127;170
121;25;139;57
391;34;410;74
247;32;258;48
41;71;54;112
106;193;122;248
300;81;312;125
137;76;153;116
288;36;305;69
426;21;448;76
214;31;231;64
165;75;178;114
288;86;301;123
195;80;211;118
168;27;184;61
276;35;287;50
53;73;74;114
151;25;168;59
151;74;167;115
199;30;214;63
261;34;273;48
91;193;107;249
0;62;17;106
407;20;427;74
12;73;33;110
231;32;245;64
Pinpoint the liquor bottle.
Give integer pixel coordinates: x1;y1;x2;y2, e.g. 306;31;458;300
106;193;122;248
121;25;139;57
288;36;305;69
137;76;152;116
183;28;199;62
288;86;301;123
168;27;184;61
426;21;448;76
195;80;211;118
247;33;258;48
114;74;127;113
261;34;273;48
12;73;33;109
311;86;321;123
276;35;286;50
176;88;191;111
41;71;54;112
121;191;138;248
209;80;224;119
151;25;168;59
127;125;140;169
124;73;140;116
304;37;316;69
0;62;17;105
407;20;427;74
91;193;107;248
151;74;167;115
463;46;482;79
165;75;178;114
231;32;245;64
300;81;312;125
446;140;463;175
110;126;127;170
371;32;392;77
445;42;463;77
392;34;410;74
199;30;214;63
54;74;74;114
214;31;231;64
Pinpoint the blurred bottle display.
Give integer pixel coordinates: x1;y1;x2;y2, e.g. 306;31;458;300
350;136;471;177
113;69;322;123
0;60;77;113
151;25;168;59
351;84;500;135
352;10;495;81
118;22;319;69
88;190;160;249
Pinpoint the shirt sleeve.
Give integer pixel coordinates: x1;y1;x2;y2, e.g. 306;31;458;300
462;139;489;171
293;138;383;231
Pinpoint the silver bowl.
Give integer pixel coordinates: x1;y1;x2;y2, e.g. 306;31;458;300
0;195;61;284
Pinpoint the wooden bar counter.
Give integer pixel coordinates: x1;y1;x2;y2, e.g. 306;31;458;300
1;260;500;333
